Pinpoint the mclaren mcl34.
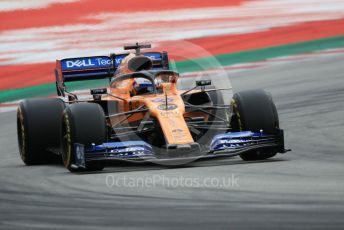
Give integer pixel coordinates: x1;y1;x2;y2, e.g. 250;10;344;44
17;43;289;172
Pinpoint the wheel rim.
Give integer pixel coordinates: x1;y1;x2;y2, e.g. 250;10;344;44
61;113;72;167
17;108;26;161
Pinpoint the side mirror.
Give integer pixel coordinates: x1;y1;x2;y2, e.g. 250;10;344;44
196;80;211;87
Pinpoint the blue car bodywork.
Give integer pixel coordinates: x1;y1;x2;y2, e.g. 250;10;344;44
73;130;287;168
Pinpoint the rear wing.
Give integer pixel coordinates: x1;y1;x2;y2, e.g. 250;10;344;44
113;52;169;69
55;51;169;96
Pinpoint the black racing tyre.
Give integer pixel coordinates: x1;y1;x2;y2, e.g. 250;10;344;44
61;103;106;172
17;98;65;165
230;89;279;161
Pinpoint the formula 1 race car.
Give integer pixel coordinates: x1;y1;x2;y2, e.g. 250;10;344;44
17;43;289;172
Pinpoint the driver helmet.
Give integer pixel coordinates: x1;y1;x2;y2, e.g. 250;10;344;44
133;78;154;95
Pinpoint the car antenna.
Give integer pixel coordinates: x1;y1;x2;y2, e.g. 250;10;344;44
123;42;152;56
165;89;168;110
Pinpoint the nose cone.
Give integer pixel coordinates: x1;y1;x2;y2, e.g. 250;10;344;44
128;56;153;72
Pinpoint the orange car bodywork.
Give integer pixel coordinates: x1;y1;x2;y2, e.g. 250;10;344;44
102;53;196;145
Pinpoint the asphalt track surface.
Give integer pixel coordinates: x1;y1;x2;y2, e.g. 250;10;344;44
1;54;344;229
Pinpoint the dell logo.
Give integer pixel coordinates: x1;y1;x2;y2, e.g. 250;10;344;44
66;59;95;68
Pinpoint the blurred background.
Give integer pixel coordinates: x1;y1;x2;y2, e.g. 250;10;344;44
0;0;344;105
1;2;344;229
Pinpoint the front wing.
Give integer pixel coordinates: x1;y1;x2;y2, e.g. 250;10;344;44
72;129;288;168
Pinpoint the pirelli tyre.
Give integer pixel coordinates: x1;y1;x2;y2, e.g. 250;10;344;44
17;98;66;165
61;103;106;172
230;89;279;161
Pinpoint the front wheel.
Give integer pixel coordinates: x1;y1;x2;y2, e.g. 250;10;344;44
231;89;279;161
61;103;107;172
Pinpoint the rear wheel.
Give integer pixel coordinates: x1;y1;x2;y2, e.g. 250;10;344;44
61;103;106;172
230;89;279;161
17;98;65;165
